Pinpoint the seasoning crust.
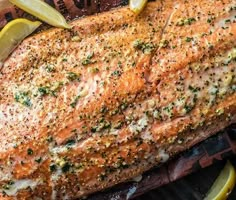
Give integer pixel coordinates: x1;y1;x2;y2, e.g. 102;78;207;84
0;0;236;199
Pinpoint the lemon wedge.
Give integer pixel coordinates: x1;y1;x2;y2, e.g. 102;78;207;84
0;18;41;63
9;0;71;29
129;0;148;14
204;161;236;200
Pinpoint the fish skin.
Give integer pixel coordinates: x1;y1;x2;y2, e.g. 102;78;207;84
0;0;236;199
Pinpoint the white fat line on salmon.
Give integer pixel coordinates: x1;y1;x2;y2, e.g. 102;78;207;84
132;174;142;182
0;169;13;182
158;2;180;51
129;115;149;134
158;149;170;163
0;179;42;196
212;4;236;31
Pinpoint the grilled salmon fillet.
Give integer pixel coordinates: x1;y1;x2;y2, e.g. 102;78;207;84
0;0;236;199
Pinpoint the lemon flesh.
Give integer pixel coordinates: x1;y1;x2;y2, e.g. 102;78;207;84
204;161;236;200
9;0;71;29
0;18;42;63
129;0;148;14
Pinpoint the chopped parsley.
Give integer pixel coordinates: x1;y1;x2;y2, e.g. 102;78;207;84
66;72;81;81
188;85;200;93
2;181;14;190
91;119;111;133
27;148;34;155
184;104;194;114
49;164;57;172
45;65;55;73
133;39;143;49
185;37;193;42
38;86;51;96
133;39;156;54
90;67;99;73
14;91;32;107
112;70;122;77
66;139;76;146
207;16;215;24
159;39;169;48
82;52;96;65
61;162;71;173
38;82;64;97
176;17;196;26
113;121;123;129
70;95;80;108
35;157;42;163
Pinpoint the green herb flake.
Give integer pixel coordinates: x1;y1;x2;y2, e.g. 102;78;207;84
184;104;194;114
45;65;55;73
120;102;128;110
82;52;95;65
207;18;212;23
176;17;196;26
153;109;162;120
159;39;169;48
113;121;123;129
207;16;216;24
38;82;64;97
14;91;32;107
38;87;50;96
46;136;53;143
49;164;57;172
133;39;143;49
185;37;193;42
91;126;97;133
100;106;108;113
90;68;99;73
35;157;42;163
70;95;80;108
66;72;81;81
66;139;76;146
133;39;156;54
188;85;200;93
61;162;71;173
99;173;107;181
216;108;224;115
143;43;156;54
112;70;122;77
2;181;14;190
27;148;34;155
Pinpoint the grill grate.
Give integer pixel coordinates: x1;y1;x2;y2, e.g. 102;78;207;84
137;158;236;200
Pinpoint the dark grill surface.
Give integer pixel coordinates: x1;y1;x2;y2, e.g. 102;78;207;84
137;158;236;200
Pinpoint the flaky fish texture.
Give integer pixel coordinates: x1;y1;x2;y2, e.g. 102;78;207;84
0;0;236;199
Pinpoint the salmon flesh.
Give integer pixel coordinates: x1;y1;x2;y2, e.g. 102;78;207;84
0;0;236;199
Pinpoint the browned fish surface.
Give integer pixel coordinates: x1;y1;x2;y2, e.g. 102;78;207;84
0;0;236;199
